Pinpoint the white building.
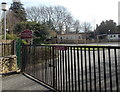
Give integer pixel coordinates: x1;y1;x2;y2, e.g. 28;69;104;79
107;34;120;41
56;33;86;44
57;34;84;40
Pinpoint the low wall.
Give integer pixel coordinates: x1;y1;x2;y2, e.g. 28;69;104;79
0;55;18;74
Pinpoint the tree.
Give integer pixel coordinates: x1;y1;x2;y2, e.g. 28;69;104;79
26;6;74;34
14;21;50;44
95;20;117;35
117;25;120;33
73;20;81;33
82;22;92;43
6;11;20;34
3;1;27;34
10;1;26;21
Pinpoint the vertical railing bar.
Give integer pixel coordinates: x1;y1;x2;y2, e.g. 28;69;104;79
65;47;68;91
88;47;92;91
62;50;65;91
98;47;101;91
84;47;88;91
26;46;28;73
3;43;5;56
114;48;119;92
67;47;71;91
47;46;49;84
93;48;96;91
80;47;84;91
41;47;44;83
74;47;77;91
33;46;36;77
108;48;112;92
60;50;62;90
27;45;29;73
53;46;55;88
35;46;38;78
77;47;80;91
57;48;60;90
7;44;9;56
2;43;3;56
49;46;52;85
70;47;74;91
21;45;25;72
103;48;106;91
55;47;57;89
37;46;40;80
43;46;45;82
45;47;47;83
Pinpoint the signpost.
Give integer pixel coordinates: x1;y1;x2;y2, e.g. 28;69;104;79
20;29;32;39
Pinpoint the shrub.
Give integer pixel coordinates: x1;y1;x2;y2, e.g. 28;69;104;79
6;33;17;40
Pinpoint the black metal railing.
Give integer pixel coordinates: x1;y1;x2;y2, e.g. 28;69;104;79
22;44;120;91
0;42;15;57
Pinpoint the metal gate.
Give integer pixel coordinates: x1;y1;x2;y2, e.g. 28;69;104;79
21;44;120;91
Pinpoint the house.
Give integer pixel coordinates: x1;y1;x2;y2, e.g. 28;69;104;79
107;34;120;41
56;33;86;44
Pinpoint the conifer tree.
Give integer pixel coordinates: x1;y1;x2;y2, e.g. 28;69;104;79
10;1;26;21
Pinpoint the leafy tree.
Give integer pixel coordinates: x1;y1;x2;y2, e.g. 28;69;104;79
10;2;26;21
14;21;50;44
117;25;120;33
95;20;117;35
3;1;27;34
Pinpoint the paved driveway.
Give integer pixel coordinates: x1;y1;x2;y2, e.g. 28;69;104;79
1;74;55;91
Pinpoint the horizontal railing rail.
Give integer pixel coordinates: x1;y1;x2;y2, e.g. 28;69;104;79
22;44;120;91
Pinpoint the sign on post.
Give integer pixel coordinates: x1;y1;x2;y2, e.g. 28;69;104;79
21;29;32;39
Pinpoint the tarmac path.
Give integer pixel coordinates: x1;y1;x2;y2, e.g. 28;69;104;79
1;74;55;91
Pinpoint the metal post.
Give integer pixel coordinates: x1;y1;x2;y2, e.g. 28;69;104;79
1;2;7;40
4;11;6;40
108;30;110;43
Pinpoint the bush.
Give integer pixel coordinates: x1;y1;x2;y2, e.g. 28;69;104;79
33;37;43;44
6;33;17;40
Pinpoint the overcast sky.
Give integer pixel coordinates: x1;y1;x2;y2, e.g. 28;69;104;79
0;0;120;27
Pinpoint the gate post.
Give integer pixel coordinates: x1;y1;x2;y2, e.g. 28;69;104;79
21;44;27;72
16;39;22;69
